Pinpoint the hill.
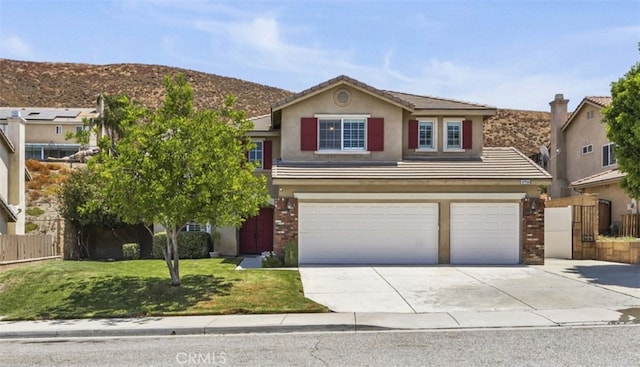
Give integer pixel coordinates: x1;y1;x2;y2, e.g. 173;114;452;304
0;59;549;155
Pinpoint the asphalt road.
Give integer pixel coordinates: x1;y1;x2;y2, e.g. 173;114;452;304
1;326;639;367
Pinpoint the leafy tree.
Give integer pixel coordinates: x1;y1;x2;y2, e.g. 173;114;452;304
603;51;640;199
97;74;270;285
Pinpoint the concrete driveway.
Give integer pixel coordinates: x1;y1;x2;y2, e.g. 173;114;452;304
299;259;640;313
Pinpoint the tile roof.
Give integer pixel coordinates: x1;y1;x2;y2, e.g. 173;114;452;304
270;75;495;112
584;96;612;107
385;91;495;110
272;147;551;180
248;114;272;131
570;168;625;189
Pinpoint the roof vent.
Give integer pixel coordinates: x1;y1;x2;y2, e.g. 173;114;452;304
334;88;352;107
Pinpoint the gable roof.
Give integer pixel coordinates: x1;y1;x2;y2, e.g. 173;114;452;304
271;75;414;111
561;96;612;131
272;147;550;181
570;168;625;190
270;75;496;114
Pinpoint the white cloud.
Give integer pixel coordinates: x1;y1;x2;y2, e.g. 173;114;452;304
0;35;33;59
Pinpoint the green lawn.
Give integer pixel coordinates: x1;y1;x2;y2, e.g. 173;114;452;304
0;258;328;320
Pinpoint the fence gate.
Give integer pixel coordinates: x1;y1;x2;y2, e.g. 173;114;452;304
573;205;596;242
598;199;611;235
544;206;572;259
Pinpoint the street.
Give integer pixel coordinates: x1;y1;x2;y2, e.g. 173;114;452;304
1;326;639;367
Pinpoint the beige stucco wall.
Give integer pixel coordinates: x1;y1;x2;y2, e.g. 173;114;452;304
583;183;632;224
564;106;615;187
401;111;483;158
279;85;404;161
0;137;10;234
25;123;83;144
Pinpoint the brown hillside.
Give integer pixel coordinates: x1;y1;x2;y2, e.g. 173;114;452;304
0;59;549;154
0;59;292;117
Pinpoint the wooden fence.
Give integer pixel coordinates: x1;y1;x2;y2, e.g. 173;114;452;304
0;235;56;262
620;214;640;238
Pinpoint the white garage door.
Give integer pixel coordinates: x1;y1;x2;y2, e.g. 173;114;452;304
298;202;439;265
450;203;520;264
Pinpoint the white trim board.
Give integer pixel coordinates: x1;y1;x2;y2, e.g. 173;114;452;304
293;192;526;200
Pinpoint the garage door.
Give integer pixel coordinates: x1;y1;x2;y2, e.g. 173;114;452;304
298;202;439;265
450;203;520;264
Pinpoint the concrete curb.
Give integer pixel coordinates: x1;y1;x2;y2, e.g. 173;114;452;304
0;309;637;339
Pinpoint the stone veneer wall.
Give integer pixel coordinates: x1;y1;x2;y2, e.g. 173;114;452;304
594;240;640;264
274;197;298;258
522;198;545;264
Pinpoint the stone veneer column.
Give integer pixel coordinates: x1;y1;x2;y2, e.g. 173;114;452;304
522;198;545;264
274;197;298;258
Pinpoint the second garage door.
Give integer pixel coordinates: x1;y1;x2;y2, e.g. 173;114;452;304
298;202;439;265
450;203;520;264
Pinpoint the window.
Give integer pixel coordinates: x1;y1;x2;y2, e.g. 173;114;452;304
587;111;594;119
75;126;88;133
582;144;593;155
445;120;462;150
55;125;62;135
602;143;616;166
183;223;201;232
248;141;263;168
418;121;436;150
318;117;366;151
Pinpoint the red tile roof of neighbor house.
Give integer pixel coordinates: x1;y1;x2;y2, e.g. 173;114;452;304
272;147;551;180
570;168;626;189
584;96;612;107
562;96;612;131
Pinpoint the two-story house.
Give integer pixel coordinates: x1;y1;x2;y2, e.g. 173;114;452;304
0;111;26;234
231;76;550;265
0;107;99;160
549;94;631;231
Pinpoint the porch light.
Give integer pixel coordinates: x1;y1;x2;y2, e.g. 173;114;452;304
286;199;294;211
530;199;537;213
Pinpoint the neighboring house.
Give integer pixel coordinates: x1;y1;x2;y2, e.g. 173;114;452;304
0;107;99;160
549;94;632;230
227;75;551;265
0;111;26;234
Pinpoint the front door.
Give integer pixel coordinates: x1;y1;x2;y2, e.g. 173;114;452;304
239;207;274;254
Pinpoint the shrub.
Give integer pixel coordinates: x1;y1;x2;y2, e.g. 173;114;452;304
25;222;38;233
152;231;211;259
284;242;298;267
26;207;45;216
261;251;282;268
122;243;140;260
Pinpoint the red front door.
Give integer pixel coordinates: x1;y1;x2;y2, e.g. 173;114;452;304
239;207;274;254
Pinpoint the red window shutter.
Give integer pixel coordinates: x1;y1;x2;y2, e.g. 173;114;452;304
263;140;272;169
367;117;384;151
300;117;317;151
408;120;418;149
462;119;472;149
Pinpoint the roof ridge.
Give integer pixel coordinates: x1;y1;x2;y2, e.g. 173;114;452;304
386;90;496;109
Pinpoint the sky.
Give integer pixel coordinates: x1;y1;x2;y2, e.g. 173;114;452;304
0;0;639;112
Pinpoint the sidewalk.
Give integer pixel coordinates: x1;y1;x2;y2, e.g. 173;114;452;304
1;307;638;339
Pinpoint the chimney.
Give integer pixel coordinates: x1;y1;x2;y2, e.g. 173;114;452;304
549;94;569;199
6;111;26;234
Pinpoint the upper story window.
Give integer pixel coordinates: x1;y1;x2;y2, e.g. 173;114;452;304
418;120;436;150
248;141;263;168
55;125;62;135
602;143;616;167
444;120;462;150
247;139;272;169
318;116;366;151
587;110;594;119
582;144;593;155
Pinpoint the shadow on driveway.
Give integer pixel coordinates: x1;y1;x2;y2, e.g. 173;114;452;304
562;264;640;288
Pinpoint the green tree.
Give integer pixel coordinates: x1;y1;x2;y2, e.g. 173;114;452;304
603;52;640;199
98;74;269;285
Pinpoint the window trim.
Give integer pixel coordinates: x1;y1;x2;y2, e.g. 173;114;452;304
602;143;616;167
55;125;63;135
314;114;369;153
582;144;593;155
416;119;437;151
443;119;465;152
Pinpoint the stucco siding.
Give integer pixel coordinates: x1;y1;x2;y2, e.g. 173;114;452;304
583;183;632;224
25;123;83;144
280;85;404;161
564;107;614;185
401;111;483;157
